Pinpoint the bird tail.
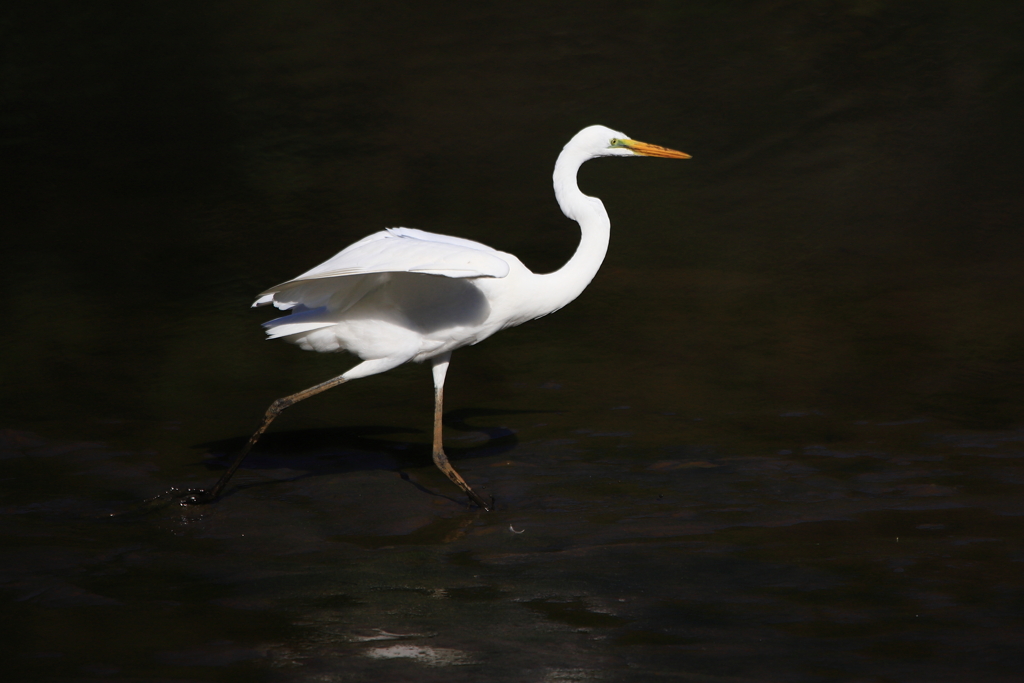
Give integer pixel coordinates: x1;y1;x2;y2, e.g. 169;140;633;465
262;306;337;340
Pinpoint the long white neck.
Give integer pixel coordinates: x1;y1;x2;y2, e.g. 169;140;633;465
530;146;611;316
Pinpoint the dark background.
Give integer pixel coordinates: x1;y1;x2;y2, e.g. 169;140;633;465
4;0;1023;432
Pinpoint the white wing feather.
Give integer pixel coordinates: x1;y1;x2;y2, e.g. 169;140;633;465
254;228;511;314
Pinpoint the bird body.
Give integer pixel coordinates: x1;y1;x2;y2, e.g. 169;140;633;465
258;227;538;366
186;125;689;509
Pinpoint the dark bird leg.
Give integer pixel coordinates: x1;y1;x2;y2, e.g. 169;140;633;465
431;354;490;511
181;373;349;504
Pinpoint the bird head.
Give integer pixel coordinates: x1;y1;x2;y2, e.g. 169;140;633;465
567;125;691;160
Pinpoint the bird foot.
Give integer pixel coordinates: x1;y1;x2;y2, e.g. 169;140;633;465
173;488;219;506
465;489;492;512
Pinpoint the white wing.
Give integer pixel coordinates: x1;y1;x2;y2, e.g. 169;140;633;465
254;227;511;313
289;227;510;280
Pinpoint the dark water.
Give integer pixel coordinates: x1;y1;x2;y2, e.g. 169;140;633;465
3;1;1024;681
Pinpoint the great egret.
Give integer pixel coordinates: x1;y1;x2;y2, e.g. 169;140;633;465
184;125;689;510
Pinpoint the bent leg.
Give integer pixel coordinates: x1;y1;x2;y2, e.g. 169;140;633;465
184;357;405;504
430;354;490;511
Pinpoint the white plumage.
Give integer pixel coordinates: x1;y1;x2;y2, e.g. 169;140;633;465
256;227;518;360
185;125;689;510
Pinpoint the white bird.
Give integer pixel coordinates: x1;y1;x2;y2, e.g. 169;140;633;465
186;125;689;510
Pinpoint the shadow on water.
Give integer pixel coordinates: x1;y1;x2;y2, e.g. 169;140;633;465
189;406;543;483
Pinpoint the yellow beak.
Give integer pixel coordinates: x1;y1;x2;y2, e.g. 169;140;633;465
621;139;691;159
